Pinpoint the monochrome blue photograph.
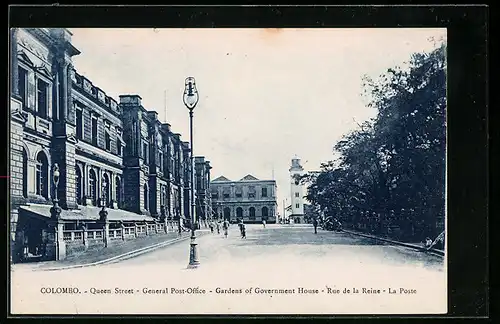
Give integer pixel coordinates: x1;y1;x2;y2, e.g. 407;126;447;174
9;27;447;315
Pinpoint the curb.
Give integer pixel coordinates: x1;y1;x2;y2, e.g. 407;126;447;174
38;230;210;272
341;229;445;257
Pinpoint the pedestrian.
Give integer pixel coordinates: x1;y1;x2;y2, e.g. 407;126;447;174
312;217;318;234
223;220;229;238
209;221;214;234
241;223;246;239
216;221;221;234
262;219;266;228
238;219;244;236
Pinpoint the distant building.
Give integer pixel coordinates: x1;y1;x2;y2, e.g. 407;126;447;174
194;156;212;224
210;175;277;224
289;157;305;224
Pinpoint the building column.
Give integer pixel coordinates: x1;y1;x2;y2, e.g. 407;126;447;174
111;172;118;209
45;220;66;261
11;28;19;97
84;164;92;206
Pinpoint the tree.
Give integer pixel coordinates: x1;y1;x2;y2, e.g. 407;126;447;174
304;41;447;242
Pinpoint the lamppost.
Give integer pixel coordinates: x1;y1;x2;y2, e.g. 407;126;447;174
183;76;200;269
50;164;62;220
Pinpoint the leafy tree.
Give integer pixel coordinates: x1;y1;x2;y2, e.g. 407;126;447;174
304;41;446;242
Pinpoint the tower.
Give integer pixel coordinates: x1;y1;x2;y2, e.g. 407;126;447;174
289;156;305;224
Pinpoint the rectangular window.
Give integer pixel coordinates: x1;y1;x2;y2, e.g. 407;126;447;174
76;109;83;139
116;128;122;156
117;139;122;156
18;67;28;107
212;193;218;199
295;192;300;198
248;192;255;198
159;152;163;172
37;79;48;118
235;192;242;198
143;142;148;163
105;131;111;151
262;188;268;197
91;117;98;146
296;203;300;209
223;193;230;199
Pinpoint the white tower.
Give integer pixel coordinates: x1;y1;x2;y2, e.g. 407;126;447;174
289;156;305;224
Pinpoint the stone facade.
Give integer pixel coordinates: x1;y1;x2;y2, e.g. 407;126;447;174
195;156;212;224
9;28;199;262
210;175;277;224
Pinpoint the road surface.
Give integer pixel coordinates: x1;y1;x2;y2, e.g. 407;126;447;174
11;224;446;315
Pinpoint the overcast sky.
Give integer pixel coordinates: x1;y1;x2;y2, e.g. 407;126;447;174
69;28;446;216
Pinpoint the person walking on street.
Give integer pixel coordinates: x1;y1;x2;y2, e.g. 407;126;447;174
241;223;247;239
313;217;318;234
216;221;221;234
238;219;244;236
262;219;266;228
209;221;215;234
223;219;229;238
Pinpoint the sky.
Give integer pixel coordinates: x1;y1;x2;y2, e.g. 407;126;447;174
69;28;446;216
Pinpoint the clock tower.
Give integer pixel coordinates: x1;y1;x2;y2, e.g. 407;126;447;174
289;156;305;224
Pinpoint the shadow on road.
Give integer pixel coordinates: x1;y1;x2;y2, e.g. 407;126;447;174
233;226;388;247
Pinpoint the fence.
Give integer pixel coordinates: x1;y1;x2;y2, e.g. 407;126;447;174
61;220;180;256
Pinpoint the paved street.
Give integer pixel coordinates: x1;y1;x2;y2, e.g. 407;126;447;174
11;224;446;315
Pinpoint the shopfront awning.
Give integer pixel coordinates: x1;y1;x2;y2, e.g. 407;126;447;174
19;204;156;222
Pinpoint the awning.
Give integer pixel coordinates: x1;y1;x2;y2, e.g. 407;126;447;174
19;204;156;222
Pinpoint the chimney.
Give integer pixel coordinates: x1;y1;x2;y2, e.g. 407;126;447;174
161;123;171;133
147;111;159;121
119;94;142;106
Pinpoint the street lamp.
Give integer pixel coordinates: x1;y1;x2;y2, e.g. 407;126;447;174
50;163;62;220
183;76;200;269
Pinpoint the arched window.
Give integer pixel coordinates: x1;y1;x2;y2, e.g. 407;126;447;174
115;176;121;208
76;166;82;205
223;207;231;220
144;183;148;211
102;173;110;207
35;151;49;199
89;169;97;206
249;207;256;219
262;206;269;218
22;149;28;198
236;207;243;218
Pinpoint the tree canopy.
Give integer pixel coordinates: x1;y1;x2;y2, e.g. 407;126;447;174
304;41;447;243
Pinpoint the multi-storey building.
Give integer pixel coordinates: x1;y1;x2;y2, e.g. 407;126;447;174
9;28;207;262
194;156;212;224
210;175;277;224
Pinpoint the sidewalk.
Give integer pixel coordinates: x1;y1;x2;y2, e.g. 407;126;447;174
341;229;445;257
12;229;210;271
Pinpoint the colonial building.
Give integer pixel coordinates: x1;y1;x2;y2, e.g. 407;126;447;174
194;156;212;224
9;28;208;263
210;175;277;224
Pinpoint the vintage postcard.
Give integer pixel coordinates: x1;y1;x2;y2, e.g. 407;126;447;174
9;27;447;315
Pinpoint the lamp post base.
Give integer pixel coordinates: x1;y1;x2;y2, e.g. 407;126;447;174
187;236;200;268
